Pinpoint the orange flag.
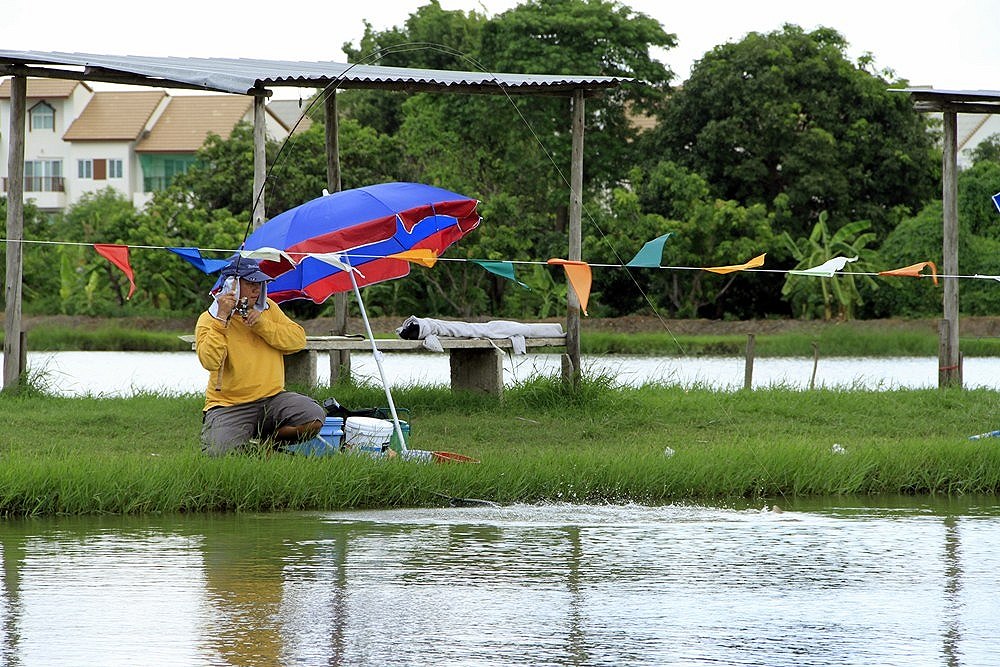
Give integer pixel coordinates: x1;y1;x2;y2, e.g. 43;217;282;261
547;258;592;315
878;261;938;285
704;253;767;275
94;244;136;299
388;248;438;267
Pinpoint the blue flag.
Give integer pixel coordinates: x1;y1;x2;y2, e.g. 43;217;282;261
168;247;229;274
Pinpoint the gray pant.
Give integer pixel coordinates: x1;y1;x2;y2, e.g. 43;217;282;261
201;391;325;456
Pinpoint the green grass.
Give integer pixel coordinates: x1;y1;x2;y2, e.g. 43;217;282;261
2;377;999;516
22;325;190;352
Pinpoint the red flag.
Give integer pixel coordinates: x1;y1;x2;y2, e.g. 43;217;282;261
94;244;136;299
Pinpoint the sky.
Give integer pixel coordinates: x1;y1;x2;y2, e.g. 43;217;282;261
3;0;999;98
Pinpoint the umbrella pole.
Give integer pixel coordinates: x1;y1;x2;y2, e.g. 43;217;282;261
347;264;409;453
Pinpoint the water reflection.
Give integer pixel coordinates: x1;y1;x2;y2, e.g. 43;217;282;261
0;500;997;666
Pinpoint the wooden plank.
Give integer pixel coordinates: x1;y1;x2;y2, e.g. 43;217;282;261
941;111;961;388
3;75;26;390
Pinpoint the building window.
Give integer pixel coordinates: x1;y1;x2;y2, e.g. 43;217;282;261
78;159;93;179
108;159;123;179
25;159;63;192
29;102;55;131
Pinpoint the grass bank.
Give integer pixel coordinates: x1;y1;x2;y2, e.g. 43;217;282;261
2;377;999;516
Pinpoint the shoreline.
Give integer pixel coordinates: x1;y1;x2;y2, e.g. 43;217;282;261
16;313;1000;338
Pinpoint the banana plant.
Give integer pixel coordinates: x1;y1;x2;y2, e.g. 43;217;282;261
781;212;879;320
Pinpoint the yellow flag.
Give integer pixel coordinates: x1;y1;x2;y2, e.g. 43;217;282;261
388;249;439;268
547;258;592;316
878;261;938;285
704;253;766;275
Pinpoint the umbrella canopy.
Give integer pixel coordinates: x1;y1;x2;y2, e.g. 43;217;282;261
243;182;481;303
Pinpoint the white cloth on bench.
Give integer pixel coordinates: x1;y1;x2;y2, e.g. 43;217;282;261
396;316;564;354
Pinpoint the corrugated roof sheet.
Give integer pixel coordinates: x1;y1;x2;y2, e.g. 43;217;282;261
894;88;1000;112
134;95;255;153
63;90;167;141
0;50;629;96
0;76;88;98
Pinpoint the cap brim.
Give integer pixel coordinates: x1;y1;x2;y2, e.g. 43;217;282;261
241;270;273;283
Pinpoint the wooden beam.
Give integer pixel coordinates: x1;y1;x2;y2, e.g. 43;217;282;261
4;75;26;391
324;89;351;383
914;101;1000;114
563;89;584;388
0;64;222;92
252;92;266;230
940;111;961;388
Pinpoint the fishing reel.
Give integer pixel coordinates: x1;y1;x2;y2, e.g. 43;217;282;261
233;297;250;319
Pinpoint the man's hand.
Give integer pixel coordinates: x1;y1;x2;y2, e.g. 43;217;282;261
214;292;236;321
243;308;262;326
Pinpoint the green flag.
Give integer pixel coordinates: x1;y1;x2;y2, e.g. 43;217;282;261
471;260;530;290
626;233;673;267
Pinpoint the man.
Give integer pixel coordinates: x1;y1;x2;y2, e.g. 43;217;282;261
195;257;325;456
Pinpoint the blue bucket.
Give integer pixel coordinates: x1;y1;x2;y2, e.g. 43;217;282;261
283;417;343;457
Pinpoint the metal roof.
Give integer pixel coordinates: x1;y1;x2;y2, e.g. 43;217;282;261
0;50;629;97
894;87;1000;113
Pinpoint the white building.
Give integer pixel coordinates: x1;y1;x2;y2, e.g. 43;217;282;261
1;78;292;212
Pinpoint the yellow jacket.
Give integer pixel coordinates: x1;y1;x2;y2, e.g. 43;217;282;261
195;298;306;411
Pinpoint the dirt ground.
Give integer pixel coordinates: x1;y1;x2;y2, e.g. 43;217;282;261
14;313;1000;338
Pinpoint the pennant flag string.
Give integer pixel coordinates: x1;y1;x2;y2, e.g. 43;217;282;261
0;237;989;282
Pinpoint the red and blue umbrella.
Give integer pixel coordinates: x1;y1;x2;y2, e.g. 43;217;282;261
243;182;481;303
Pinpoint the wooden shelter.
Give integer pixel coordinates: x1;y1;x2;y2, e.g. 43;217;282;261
896;88;1000;388
1;50;629;390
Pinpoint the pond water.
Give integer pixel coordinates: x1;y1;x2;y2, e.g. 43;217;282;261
16;350;1000;397
0;498;997;666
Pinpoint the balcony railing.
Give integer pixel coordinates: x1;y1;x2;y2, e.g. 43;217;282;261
143;176;175;192
2;176;66;192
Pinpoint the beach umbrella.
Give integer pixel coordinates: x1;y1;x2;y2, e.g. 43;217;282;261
243;181;481;303
243;182;481;460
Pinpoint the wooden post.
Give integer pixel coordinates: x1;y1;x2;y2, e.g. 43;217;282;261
809;341;819;390
563;89;584;389
940;111;961;388
743;333;755;390
3;75;26;391
324;90;351;384
252;92;267;230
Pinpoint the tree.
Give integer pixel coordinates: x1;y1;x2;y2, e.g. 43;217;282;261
389;0;676;315
587;161;776;317
340;0;489;135
641;24;938;243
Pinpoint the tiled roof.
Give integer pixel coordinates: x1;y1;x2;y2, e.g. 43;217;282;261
267;99;312;133
135;95;254;153
0;77;89;98
63;90;167;141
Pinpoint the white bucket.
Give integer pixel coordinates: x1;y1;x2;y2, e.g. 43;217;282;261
343;417;394;450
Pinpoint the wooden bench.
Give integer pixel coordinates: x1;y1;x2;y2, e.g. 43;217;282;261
180;334;566;395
